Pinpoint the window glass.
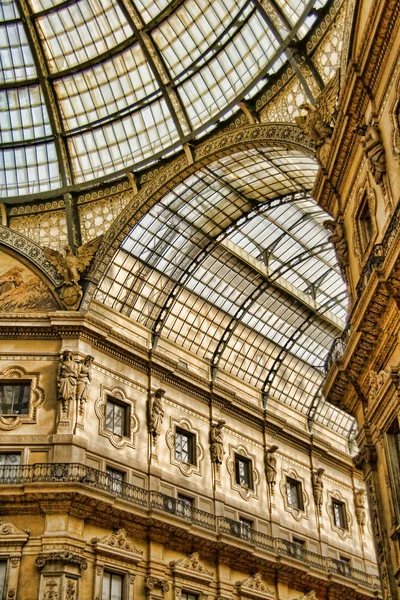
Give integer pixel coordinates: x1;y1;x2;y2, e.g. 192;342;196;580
332;500;347;529
175;428;195;464
0;453;21;482
357;193;373;254
177;494;194;518
239;517;253;540
0;561;6;600
286;477;303;510
106;467;124;494
182;593;198;600
0;382;30;415
235;455;252;488
102;571;123;600
105;398;127;436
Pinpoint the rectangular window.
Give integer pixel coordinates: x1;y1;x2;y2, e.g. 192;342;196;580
385;424;400;515
357;193;373;254
286;478;303;510
338;556;351;576
235;455;252;489
0;453;21;482
175;428;195;464
105;398;128;437
102;571;123;600
0;560;7;600
292;537;305;559
182;593;198;600
332;500;347;529
0;382;30;415
177;494;194;519
106;467;124;494
239;517;253;541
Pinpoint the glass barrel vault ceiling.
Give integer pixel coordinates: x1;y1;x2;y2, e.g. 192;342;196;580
97;148;354;437
0;0;329;196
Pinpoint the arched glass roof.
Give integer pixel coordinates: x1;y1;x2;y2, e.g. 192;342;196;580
0;0;329;196
97;147;353;436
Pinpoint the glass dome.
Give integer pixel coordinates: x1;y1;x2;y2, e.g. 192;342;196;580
0;0;328;196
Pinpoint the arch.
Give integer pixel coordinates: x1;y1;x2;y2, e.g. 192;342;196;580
82;123;315;310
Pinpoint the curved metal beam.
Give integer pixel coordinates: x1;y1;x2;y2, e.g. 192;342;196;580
14;0;72;188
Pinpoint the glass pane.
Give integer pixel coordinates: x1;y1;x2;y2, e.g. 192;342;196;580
105;400;113;431
0;383;30;414
113;404;125;436
102;571;111;599
0;561;7;600
110;573;123;600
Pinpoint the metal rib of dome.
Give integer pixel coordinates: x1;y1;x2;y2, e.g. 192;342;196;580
97;147;353;437
0;0;328;197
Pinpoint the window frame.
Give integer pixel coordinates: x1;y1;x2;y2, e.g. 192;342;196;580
227;444;259;500
166;417;204;477
0;366;44;431
234;454;253;489
332;499;348;530
105;396;129;437
95;385;138;450
286;477;304;511
105;466;125;495
175;427;196;465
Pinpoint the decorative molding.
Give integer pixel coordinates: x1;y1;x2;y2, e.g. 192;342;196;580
166;417;204;477
0;366;45;431
36;552;88;571
279;467;309;521
170;553;213;600
94;384;139;449
91;529;143;564
227;443;259;501
235;572;275;599
326;489;352;540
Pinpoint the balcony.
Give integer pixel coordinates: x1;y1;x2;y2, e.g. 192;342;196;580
0;463;380;592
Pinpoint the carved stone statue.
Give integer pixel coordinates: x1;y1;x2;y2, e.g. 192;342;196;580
57;350;78;412
367;370;378;404
149;389;165;444
265;445;279;494
210;420;225;468
295;71;339;164
323;219;349;275
312;468;324;516
76;355;94;414
355;489;366;529
42;235;103;310
362;124;387;192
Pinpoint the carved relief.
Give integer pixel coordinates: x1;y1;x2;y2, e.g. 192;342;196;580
0;365;45;430
323;219;349;276
354;489;366;532
235;572;275;599
295;71;339;165
149;388;165;445
357;123;388;194
170;553;213;600
92;528;143;560
265;445;278;495
76;355;94;416
227;444;259;500
36;552;88;571
95;384;139;450
57;350;78;414
42;236;103;310
366;368;391;406
312;468;324;517
166;417;204;477
210;420;225;478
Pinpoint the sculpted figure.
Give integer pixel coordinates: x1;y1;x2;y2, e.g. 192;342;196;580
355;489;366;528
210;420;225;465
363;124;387;189
58;350;78;412
76;355;94;413
42;235;103;310
149;389;165;443
367;370;378;403
295;71;339;164
323;219;349;272
312;468;325;515
265;445;279;493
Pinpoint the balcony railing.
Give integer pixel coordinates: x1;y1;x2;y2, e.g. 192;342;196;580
0;464;380;591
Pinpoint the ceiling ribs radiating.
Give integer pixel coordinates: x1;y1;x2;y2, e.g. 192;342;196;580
13;0;72;186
